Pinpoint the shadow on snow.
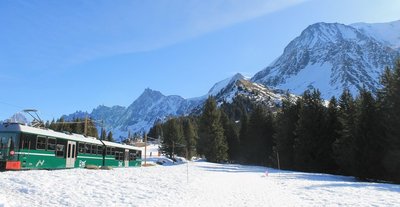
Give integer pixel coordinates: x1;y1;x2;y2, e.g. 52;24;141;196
196;163;267;173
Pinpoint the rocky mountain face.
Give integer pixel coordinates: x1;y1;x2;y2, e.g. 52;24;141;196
65;74;286;140
4;112;29;124
351;20;400;49
252;21;400;98
65;20;400;139
65;88;202;140
212;73;285;109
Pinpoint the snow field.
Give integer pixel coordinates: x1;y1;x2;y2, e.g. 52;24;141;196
0;161;399;207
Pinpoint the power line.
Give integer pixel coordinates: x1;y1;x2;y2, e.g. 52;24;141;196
0;100;25;109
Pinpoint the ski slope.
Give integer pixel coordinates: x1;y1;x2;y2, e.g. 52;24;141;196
0;160;399;207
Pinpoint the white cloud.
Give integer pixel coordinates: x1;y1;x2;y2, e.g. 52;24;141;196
186;0;308;35
0;0;309;70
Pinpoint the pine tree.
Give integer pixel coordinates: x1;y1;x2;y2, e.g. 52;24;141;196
148;122;163;141
128;130;132;139
182;118;197;160
100;129;106;140
45;120;50;128
198;97;228;163
49;119;56;130
73;118;84;134
160;118;184;159
243;105;274;165
220;111;240;161
87;119;99;138
273;93;299;170
353;88;384;180
106;131;114;142
377;60;400;182
294;89;326;172
333;89;356;175
318;96;340;173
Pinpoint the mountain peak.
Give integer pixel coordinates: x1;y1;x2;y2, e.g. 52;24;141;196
351;19;400;49
207;73;245;96
7;112;28;124
297;22;363;49
139;88;164;99
231;73;245;81
252;20;400;99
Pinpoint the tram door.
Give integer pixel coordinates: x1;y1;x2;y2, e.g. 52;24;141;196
66;141;76;168
124;149;129;167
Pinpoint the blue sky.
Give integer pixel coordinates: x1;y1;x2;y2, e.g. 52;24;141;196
1;0;399;121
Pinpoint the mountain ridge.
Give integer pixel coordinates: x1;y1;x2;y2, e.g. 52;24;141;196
251;20;400;98
65;19;400;139
65;73;286;139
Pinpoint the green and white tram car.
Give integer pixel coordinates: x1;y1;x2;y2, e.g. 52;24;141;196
0;122;142;170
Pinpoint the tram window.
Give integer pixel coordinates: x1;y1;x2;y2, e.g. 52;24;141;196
107;147;114;155
93;145;97;154
115;151;123;160
20;133;36;149
36;136;46;150
47;138;56;151
55;144;64;157
78;143;85;153
119;151;124;160
97;146;103;156
115;149;120;160
0;136;5;149
85;144;90;154
91;145;97;154
129;153;136;160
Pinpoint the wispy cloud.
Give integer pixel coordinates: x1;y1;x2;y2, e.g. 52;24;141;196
185;0;308;36
0;0;308;70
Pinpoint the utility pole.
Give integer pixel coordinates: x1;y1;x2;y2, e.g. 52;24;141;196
277;150;281;170
186;147;189;183
84;115;88;136
144;133;147;166
172;141;175;161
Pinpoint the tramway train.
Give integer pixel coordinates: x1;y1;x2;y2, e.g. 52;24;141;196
0;122;142;170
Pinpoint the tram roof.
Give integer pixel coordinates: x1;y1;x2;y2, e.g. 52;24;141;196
0;123;141;151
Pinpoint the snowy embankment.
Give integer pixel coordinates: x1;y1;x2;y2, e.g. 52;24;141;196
0;160;399;207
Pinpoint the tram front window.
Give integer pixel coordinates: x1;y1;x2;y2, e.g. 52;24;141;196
0;133;19;160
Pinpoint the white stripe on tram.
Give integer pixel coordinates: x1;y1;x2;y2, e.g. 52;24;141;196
15;152;55;157
76;156;114;160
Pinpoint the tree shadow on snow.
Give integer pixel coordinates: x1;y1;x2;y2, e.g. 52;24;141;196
197;164;268;173
281;172;357;183
304;182;400;193
282;173;400;193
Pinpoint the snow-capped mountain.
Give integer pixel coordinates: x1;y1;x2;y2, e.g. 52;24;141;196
111;88;202;137
64;20;400;139
5;112;29;124
212;73;285;108
352;20;400;49
66;88;203;139
65;74;286;140
252;21;400;98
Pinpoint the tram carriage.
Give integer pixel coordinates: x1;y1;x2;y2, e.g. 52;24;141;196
0;122;142;170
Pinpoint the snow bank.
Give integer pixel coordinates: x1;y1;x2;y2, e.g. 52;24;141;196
0;195;6;207
0;162;399;206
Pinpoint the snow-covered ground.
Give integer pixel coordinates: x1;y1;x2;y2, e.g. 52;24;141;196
1;160;399;207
